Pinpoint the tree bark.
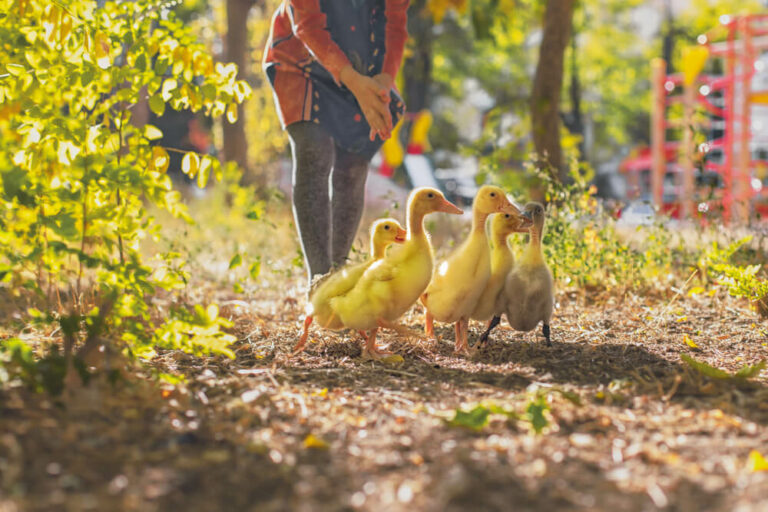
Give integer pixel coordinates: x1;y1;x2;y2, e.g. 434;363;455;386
402;0;433;113
224;0;257;179
530;0;576;183
565;28;585;159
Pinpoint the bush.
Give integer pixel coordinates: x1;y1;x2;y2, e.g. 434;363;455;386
0;0;251;390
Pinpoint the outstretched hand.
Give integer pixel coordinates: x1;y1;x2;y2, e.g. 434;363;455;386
341;66;393;141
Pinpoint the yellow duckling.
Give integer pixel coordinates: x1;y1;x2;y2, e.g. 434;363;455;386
470;211;532;333
481;202;554;345
329;188;463;358
421;185;523;353
293;218;407;354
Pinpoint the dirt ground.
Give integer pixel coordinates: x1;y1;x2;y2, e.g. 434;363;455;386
2;279;768;512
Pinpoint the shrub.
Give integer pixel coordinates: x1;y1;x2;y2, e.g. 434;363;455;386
0;0;251;389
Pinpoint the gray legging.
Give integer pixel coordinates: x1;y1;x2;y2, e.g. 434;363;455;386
287;122;369;282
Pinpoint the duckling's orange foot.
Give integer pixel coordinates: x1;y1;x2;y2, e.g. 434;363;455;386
291;315;313;356
452;319;471;355
362;345;393;360
425;310;436;339
361;327;392;359
453;346;471;356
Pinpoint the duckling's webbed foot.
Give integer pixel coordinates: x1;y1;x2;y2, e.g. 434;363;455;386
424;310;436;339
292;315;314;355
542;323;551;347
362;328;392;359
453;319;471;355
478;315;501;345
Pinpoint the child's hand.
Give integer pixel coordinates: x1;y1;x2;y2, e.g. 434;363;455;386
372;73;393;96
341;66;392;141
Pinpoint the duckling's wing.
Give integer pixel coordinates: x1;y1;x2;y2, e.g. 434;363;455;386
366;260;398;282
310;262;368;301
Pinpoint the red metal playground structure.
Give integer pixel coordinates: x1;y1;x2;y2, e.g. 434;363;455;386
621;13;768;223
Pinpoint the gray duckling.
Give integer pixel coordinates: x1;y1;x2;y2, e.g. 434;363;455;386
478;202;553;346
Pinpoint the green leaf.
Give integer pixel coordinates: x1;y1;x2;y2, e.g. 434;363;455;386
734;360;766;379
249;260;261;280
154;57;169;76
526;397;549;434
246;202;265;220
446;405;491;431
681;354;731;379
228;253;242;269
149;94;165;116
80;69;94;87
135;53;147;71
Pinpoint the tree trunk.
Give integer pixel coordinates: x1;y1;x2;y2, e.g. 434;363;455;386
565;29;585;160
224;0;256;179
402;0;433;113
530;0;575;183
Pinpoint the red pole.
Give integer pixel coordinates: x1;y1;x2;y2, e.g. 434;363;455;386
736;16;754;224
651;58;666;211
723;20;736;223
682;78;696;219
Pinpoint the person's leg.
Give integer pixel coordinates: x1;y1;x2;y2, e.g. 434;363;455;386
287;122;335;282
331;145;370;266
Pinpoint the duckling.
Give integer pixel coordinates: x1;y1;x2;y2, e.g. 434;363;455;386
470;211;532;332
329;188;463;358
420;185;524;353
293;218;407;354
480;202;553;346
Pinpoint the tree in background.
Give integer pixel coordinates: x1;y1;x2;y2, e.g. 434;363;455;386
223;0;261;178
530;0;575;183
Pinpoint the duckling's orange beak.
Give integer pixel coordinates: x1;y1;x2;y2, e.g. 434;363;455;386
515;214;534;231
437;198;463;215
394;227;407;242
498;198;522;215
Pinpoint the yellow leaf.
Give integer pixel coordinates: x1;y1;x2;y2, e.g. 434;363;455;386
687;286;706;297
161;78;177;102
144;125;163;141
312;388;328;398
379;354;405;366
59;13;72;44
197;156;211;188
6;63;26;76
303;434;329;450
683;334;699;349
226;103;238;124
748;450;768;472
181;152;199;177
94;32;111;69
151;147;169;173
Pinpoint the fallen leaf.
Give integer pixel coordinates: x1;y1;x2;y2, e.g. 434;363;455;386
303;434;329;450
446;405;490;431
748;450;768;472
379;354;404;366
683;334;699;349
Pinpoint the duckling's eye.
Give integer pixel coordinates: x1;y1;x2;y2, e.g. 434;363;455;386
504;214;510;219
384;225;390;230
427;193;435;198
490;192;496;197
